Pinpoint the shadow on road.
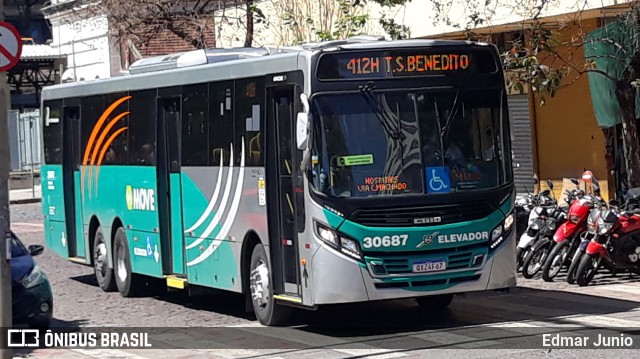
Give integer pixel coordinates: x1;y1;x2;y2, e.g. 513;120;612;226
69;273;254;321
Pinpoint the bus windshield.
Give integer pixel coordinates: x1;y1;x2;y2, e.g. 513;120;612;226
309;88;509;198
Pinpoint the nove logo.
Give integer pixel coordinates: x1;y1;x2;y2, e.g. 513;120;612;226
126;186;155;211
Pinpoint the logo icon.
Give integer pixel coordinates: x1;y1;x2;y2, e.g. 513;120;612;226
146;236;152;256
7;329;39;347
426;166;451;193
414;216;442;225
417;232;439;248
126;185;133;210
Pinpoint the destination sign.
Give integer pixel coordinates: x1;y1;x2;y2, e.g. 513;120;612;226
316;48;497;80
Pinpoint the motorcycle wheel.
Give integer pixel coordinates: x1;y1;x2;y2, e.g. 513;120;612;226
521;244;550;279
566;248;584;284
576;253;601;287
541;242;569;282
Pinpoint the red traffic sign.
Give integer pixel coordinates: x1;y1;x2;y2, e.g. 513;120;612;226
0;21;22;72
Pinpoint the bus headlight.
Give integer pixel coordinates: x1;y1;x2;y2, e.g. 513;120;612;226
340;237;362;260
314;220;362;261
489;212;514;251
315;221;338;247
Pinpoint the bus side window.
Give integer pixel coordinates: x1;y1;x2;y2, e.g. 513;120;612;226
128;90;157;166
234;77;265;167
43;100;63;165
182;84;209;166
209;81;233;166
103;92;129;165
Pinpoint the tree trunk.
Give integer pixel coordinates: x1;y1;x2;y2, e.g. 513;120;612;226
245;0;255;47
614;81;640;188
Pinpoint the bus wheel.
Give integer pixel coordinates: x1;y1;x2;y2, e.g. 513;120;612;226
416;294;453;310
113;227;144;297
93;227;116;292
249;244;290;326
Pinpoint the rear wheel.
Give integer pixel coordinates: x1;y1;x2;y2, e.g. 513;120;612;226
93;227;116;292
576;253;601;287
113;227;145;297
249;244;291;326
416;294;453;310
541;242;569;282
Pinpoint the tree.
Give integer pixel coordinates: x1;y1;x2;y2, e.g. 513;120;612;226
429;0;640;189
240;0;410;47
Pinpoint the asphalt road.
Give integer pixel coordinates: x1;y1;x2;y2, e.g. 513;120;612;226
9;202;640;358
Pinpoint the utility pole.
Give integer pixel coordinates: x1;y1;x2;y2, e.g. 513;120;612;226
0;0;14;356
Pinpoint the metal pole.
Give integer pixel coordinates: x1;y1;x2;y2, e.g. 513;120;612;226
0;1;15;357
31;117;35;198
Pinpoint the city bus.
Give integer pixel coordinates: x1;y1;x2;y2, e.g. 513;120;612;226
40;36;516;326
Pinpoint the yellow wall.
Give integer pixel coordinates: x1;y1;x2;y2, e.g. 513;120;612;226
530;19;610;200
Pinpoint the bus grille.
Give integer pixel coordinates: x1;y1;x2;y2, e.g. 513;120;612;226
350;202;494;227
367;250;480;275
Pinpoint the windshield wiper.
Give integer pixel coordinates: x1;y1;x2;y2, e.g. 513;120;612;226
358;85;405;171
359;85;402;140
439;90;461;142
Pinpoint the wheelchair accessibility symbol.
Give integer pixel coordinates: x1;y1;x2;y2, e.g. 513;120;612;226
426;166;450;193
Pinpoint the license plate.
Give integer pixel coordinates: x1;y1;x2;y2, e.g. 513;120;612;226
413;260;446;273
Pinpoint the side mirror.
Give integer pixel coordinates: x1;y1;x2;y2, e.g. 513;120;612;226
546;179;553;190
296;93;310;151
570;178;579;185
29;245;44;257
296;113;309;150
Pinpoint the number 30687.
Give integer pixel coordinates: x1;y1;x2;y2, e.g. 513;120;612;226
362;235;408;248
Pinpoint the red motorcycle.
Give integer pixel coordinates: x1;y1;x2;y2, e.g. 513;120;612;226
575;188;640;286
541;178;605;282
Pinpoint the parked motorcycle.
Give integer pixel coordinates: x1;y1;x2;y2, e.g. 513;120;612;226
575;188;640;286
515;192;536;240
541;178;605;281
516;180;558;269
521;186;568;279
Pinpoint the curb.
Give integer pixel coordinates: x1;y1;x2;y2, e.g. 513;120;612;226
10;198;42;205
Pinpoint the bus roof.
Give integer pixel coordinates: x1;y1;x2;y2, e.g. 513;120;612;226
41;38;492;101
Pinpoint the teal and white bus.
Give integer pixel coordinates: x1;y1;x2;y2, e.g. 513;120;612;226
40;36;516;325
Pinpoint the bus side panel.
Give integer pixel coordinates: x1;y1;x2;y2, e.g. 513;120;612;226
181;168;238;290
41;165;69;259
181;166;267;292
104;166;163;278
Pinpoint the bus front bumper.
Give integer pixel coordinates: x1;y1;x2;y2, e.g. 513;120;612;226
309;230;516;305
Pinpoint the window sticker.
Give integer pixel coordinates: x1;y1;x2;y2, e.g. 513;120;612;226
336;154;374;167
426;166;451;193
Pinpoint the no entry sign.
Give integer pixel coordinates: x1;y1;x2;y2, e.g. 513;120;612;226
0;21;22;72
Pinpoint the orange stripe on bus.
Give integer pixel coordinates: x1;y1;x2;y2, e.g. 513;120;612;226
88;111;129;195
81;96;131;198
95;127;128;194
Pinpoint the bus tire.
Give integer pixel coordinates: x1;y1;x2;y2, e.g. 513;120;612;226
416;294;453;310
93;227;116;292
249;244;291;326
113;227;144;297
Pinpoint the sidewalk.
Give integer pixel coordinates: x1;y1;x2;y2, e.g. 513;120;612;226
9;185;42;204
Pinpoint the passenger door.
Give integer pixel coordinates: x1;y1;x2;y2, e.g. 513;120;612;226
61;105;84;259
266;82;303;297
156;97;186;275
